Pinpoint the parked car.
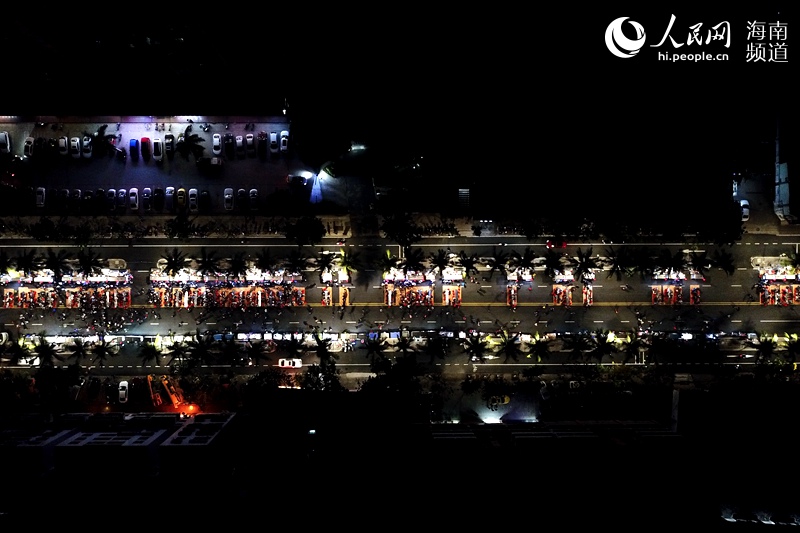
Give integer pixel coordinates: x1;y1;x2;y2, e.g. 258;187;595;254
128;188;139;210
57;136;68;155
235;135;245;158
223;133;235;159
23;137;34;157
129;138;139;160
35;187;46;207
245;133;255;156
224;188;234;210
165;186;175;211
71;189;82;209
141;137;151;159
106;188;117;212
0;131;10;154
212;133;222;156
237;188;247;211
81;136;92;158
280;130;289;153
69;137;81;159
153;187;165;211
118;380;128;403
117;188;127;209
142;187;152;212
249;188;259;211
269;132;278;154
164;134;175;155
188;188;198;212
199;190;211;212
257;131;267;158
741;199;750;222
176;187;186;209
152;137;163;162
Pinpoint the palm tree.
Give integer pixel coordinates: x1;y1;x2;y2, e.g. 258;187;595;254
630;247;657;280
66;337;89;364
398;247;426;276
165;339;188;365
620;332;646;363
422;334;449;363
568;247;601;283
33;331;61;367
376;250;400;274
588;329;619;363
254;248;279;275
394;336;417;362
161;248;189;277
655;249;686;276
687;250;711;281
462;335;489;363
91;338;119;367
138;342;162;367
364;337;389;365
185;334;218;367
245;341;272;366
225;251;249;281
527;331;553;363
542;249;565;281
315;250;336;275
175;130;207;160
380;213;422;248
561;332;595;362
457;251;480;278
603;246;632;281
711;247;736;276
76;248;104;278
496;330;522;362
194;248;220;277
428;249;451;282
84;124;117;158
509;247;538;275
486;247;510;280
750;333;778;364
14;249;41;277
43;248;73;282
339;250;363;280
283;250;311;277
0;250;16;277
1;338;30;366
311;332;338;369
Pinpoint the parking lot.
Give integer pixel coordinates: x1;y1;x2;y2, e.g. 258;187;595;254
1;117;316;216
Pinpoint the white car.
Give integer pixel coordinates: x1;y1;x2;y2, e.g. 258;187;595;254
129;187;139;211
278;358;302;368
152;137;163;162
165;186;175;211
188;188;198;212
269;132;278;154
58;136;69;155
69;137;81;159
280;130;289;153
224;187;234;210
245;133;255;156
23;136;34;157
740;199;750;222
118;380;129;403
81;135;92;158
235;135;245;157
212;133;222;156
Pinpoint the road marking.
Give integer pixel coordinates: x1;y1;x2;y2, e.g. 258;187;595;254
206;322;216;325
761;320;800;323
345;321;357;324
149;323;159;325
31;324;42;326
593;320;604;323
731;284;742;287
427;321;437;323
481;285;493;288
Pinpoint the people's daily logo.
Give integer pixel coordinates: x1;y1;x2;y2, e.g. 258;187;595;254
605;17;646;58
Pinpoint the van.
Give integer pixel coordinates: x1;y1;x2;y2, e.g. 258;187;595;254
0;131;10;154
152;137;163;162
129;138;139;160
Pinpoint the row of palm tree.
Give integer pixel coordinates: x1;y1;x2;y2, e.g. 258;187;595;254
0;248;105;280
